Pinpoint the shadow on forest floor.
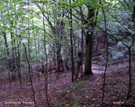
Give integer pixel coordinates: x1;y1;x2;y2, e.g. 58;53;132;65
0;61;135;107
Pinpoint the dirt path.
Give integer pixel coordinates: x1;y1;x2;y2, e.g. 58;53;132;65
0;62;134;107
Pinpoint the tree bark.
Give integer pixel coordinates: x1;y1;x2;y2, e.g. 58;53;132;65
126;47;132;100
84;6;95;76
69;0;75;82
3;32;10;56
133;0;135;22
85;31;93;75
23;43;37;107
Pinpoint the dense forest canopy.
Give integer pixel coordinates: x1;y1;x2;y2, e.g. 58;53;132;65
0;0;135;107
0;0;134;67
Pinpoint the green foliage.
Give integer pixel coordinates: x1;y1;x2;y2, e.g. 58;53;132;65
60;90;67;97
109;60;113;64
56;101;67;107
0;0;134;106
72;104;80;107
109;91;114;96
73;96;80;102
71;81;88;91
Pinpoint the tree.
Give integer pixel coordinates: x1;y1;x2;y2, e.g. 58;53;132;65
68;1;99;76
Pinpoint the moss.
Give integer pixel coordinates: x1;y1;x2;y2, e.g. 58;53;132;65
60;90;67;97
71;81;88;91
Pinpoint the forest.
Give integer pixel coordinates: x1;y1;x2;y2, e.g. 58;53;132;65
0;0;135;107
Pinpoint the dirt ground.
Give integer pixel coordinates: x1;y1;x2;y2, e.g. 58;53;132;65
0;62;135;107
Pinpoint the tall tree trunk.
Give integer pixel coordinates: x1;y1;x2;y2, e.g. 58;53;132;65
81;23;84;76
3;31;12;88
126;47;132;100
10;20;17;80
17;47;22;89
126;1;135;100
84;6;95;76
56;21;62;74
56;43;61;73
28;0;31;61
100;2;108;106
133;0;135;22
69;0;75;82
23;44;37;107
85;31;93;75
60;20;65;72
42;3;51;106
3;32;10;56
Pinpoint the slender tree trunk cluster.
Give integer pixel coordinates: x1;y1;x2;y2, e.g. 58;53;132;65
0;0;135;106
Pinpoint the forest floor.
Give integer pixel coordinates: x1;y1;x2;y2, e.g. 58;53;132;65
0;61;135;107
